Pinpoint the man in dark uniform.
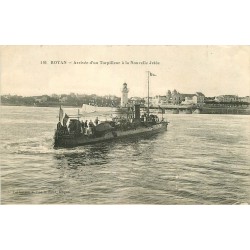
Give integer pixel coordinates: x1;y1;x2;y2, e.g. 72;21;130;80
94;117;99;126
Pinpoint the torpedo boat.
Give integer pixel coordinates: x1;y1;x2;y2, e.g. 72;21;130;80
53;72;169;148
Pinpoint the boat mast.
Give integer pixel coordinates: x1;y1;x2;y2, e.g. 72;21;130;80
147;71;156;119
147;71;150;119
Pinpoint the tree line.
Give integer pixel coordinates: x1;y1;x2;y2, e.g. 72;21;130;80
1;94;122;107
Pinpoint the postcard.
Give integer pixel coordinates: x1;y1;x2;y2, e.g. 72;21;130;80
1;45;249;205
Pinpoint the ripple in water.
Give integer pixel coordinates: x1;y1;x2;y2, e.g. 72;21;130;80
1;106;250;204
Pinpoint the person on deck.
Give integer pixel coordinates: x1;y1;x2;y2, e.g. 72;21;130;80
81;120;85;133
88;120;94;135
57;121;62;130
84;120;88;134
94;117;99;126
89;120;94;127
152;116;156;125
140;114;144;123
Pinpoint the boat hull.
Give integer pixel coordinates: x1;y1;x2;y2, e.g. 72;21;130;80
54;122;168;148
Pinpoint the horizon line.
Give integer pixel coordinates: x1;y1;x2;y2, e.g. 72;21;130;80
1;92;249;98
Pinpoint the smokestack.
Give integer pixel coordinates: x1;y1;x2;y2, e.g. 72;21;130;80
134;104;140;121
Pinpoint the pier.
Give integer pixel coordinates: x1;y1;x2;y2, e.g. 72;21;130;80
146;104;250;115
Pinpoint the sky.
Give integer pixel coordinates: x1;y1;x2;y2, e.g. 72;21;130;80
1;45;250;98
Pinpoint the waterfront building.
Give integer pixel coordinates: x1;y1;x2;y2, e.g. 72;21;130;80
166;90;172;104
181;94;198;105
171;89;182;104
151;95;167;106
171;90;205;105
35;95;48;103
239;96;250;103
195;92;205;104
215;95;238;102
129;97;144;106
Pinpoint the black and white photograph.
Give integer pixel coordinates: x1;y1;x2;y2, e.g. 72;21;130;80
1;45;249;205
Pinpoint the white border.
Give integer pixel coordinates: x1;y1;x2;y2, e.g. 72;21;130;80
1;0;250;45
1;205;249;250
1;1;250;250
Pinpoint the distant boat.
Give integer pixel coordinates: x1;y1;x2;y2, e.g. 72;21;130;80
82;104;96;113
82;104;116;114
54;72;169;148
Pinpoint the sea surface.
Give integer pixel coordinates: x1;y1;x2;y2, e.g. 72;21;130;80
0;105;249;204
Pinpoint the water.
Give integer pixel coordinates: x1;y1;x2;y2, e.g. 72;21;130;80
0;105;249;204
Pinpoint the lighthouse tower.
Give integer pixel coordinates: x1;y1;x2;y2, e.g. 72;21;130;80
121;82;129;107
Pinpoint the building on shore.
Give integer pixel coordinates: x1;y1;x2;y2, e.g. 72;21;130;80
239;96;250;103
35;95;49;103
215;95;238;102
143;96;153;107
129;97;145;106
151;95;167;106
166;89;205;105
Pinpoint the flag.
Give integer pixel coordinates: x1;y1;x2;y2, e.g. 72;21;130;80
59;105;64;125
150;72;156;76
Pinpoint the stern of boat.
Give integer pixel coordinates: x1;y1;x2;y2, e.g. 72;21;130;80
54;130;77;148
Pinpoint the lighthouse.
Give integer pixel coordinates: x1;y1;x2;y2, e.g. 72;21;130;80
121;82;129;107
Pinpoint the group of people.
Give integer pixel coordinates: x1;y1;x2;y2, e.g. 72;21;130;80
140;113;148;122
110;113;160;129
140;113;159;125
57;112;160;136
81;117;99;135
57;117;100;136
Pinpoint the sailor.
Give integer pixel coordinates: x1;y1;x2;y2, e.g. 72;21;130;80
81;120;85;133
94;117;99;125
76;120;82;134
88;120;94;134
152;116;156;125
89;120;94;127
57;121;62;130
140;114;144;123
84;120;88;134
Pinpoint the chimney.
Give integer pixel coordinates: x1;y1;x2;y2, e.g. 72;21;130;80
134;104;141;121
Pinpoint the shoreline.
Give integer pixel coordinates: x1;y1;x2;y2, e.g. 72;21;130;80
0;103;81;108
1;103;250;115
